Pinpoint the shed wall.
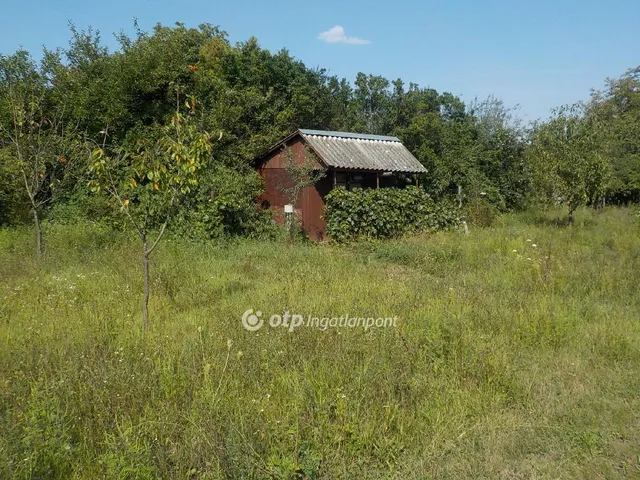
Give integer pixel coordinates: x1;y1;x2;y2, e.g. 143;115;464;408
258;138;330;240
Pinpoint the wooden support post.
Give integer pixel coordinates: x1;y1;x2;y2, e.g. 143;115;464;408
416;176;419;187
333;169;337;188
376;172;380;189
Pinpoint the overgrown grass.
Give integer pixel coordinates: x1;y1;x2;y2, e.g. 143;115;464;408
1;207;639;479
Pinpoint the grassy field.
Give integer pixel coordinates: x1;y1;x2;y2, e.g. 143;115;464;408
1;208;639;479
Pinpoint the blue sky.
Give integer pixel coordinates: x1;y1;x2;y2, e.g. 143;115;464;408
1;0;638;121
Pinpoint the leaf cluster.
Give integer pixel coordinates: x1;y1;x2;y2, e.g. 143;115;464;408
324;186;461;242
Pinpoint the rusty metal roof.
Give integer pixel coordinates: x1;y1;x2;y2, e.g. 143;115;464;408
298;129;427;173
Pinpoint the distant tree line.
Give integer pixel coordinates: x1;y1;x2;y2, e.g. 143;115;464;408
1;22;639;238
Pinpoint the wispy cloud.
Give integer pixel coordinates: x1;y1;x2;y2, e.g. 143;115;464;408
317;26;371;45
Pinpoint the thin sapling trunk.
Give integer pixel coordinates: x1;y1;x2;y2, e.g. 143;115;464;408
142;235;150;335
33;206;43;257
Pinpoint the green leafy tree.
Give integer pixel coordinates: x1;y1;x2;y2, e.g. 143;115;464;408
469;96;529;209
0;50;81;255
527;104;610;223
89;94;211;332
588;67;640;203
0;147;27;225
351;73;392;134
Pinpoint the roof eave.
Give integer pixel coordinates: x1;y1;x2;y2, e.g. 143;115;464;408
327;166;427;174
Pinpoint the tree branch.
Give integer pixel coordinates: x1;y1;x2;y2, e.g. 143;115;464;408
145;188;177;256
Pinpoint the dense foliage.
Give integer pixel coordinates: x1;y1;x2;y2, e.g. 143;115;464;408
526;104;610;222
587;67;640;203
0;22;638;240
324;186;460;242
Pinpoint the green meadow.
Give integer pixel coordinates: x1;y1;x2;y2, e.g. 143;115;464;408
1;207;639;479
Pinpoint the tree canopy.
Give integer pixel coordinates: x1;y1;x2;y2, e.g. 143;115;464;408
0;22;638;235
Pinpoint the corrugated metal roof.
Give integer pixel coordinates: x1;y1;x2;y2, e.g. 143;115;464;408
299;130;427;173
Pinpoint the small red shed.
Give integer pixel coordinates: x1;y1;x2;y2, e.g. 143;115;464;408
254;129;427;240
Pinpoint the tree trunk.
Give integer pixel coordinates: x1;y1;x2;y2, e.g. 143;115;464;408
33;206;43;257
142;236;150;335
568;208;575;225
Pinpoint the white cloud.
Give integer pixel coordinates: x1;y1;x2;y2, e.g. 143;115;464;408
317;26;371;45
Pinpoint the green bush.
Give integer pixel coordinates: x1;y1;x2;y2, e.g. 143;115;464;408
0;148;29;226
324;186;460;242
464;196;500;227
45;190;122;229
171;166;276;240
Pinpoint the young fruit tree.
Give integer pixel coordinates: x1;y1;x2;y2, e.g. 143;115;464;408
527;104;610;223
0;50;80;256
89;94;211;333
